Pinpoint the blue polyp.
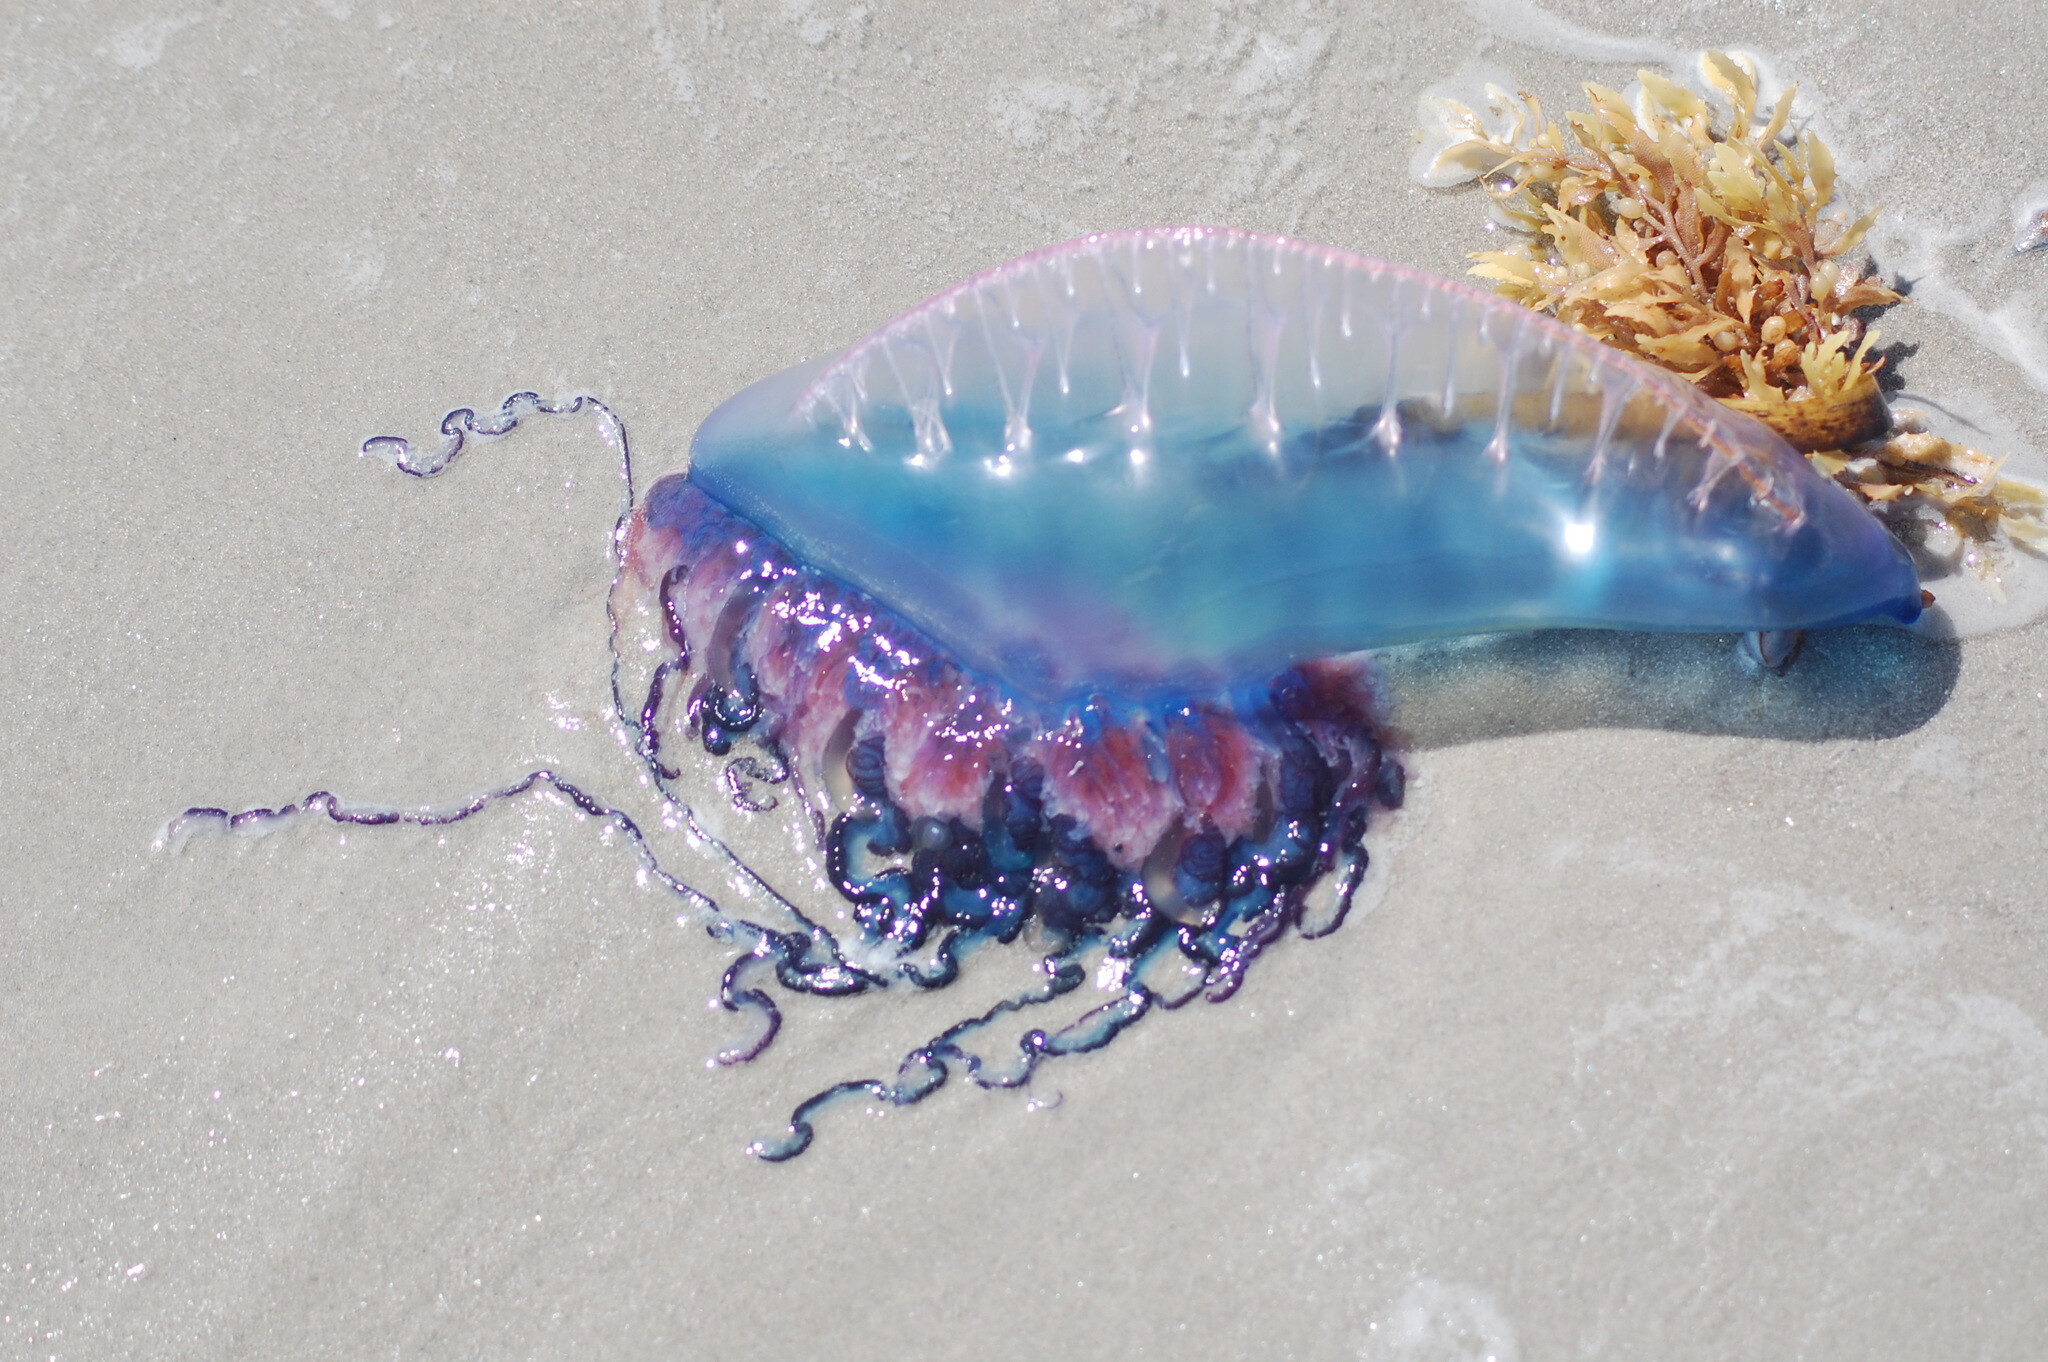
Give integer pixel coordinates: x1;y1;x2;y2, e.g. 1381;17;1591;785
686;227;1921;705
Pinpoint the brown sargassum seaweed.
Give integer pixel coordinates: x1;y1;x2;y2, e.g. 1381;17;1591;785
1419;51;2046;586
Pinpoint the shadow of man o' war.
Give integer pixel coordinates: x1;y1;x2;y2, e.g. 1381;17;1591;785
1378;624;1958;750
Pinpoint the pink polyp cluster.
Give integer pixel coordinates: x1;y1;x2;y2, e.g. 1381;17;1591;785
616;474;1403;946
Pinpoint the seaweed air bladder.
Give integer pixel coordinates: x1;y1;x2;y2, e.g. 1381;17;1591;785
177;227;1921;1160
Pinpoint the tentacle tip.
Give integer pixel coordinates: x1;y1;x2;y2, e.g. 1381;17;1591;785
748;1128;812;1162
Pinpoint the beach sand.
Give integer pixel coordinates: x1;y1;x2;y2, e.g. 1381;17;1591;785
5;1;2046;1355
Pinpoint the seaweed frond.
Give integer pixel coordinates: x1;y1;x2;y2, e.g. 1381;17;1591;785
1419;51;2047;574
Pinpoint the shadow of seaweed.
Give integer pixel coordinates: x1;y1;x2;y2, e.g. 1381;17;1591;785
1378;624;1961;751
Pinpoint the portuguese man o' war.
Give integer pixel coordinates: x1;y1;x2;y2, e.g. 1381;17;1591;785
171;227;1923;1160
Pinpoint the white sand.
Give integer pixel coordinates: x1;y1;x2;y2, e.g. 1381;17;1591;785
5;1;2047;1356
